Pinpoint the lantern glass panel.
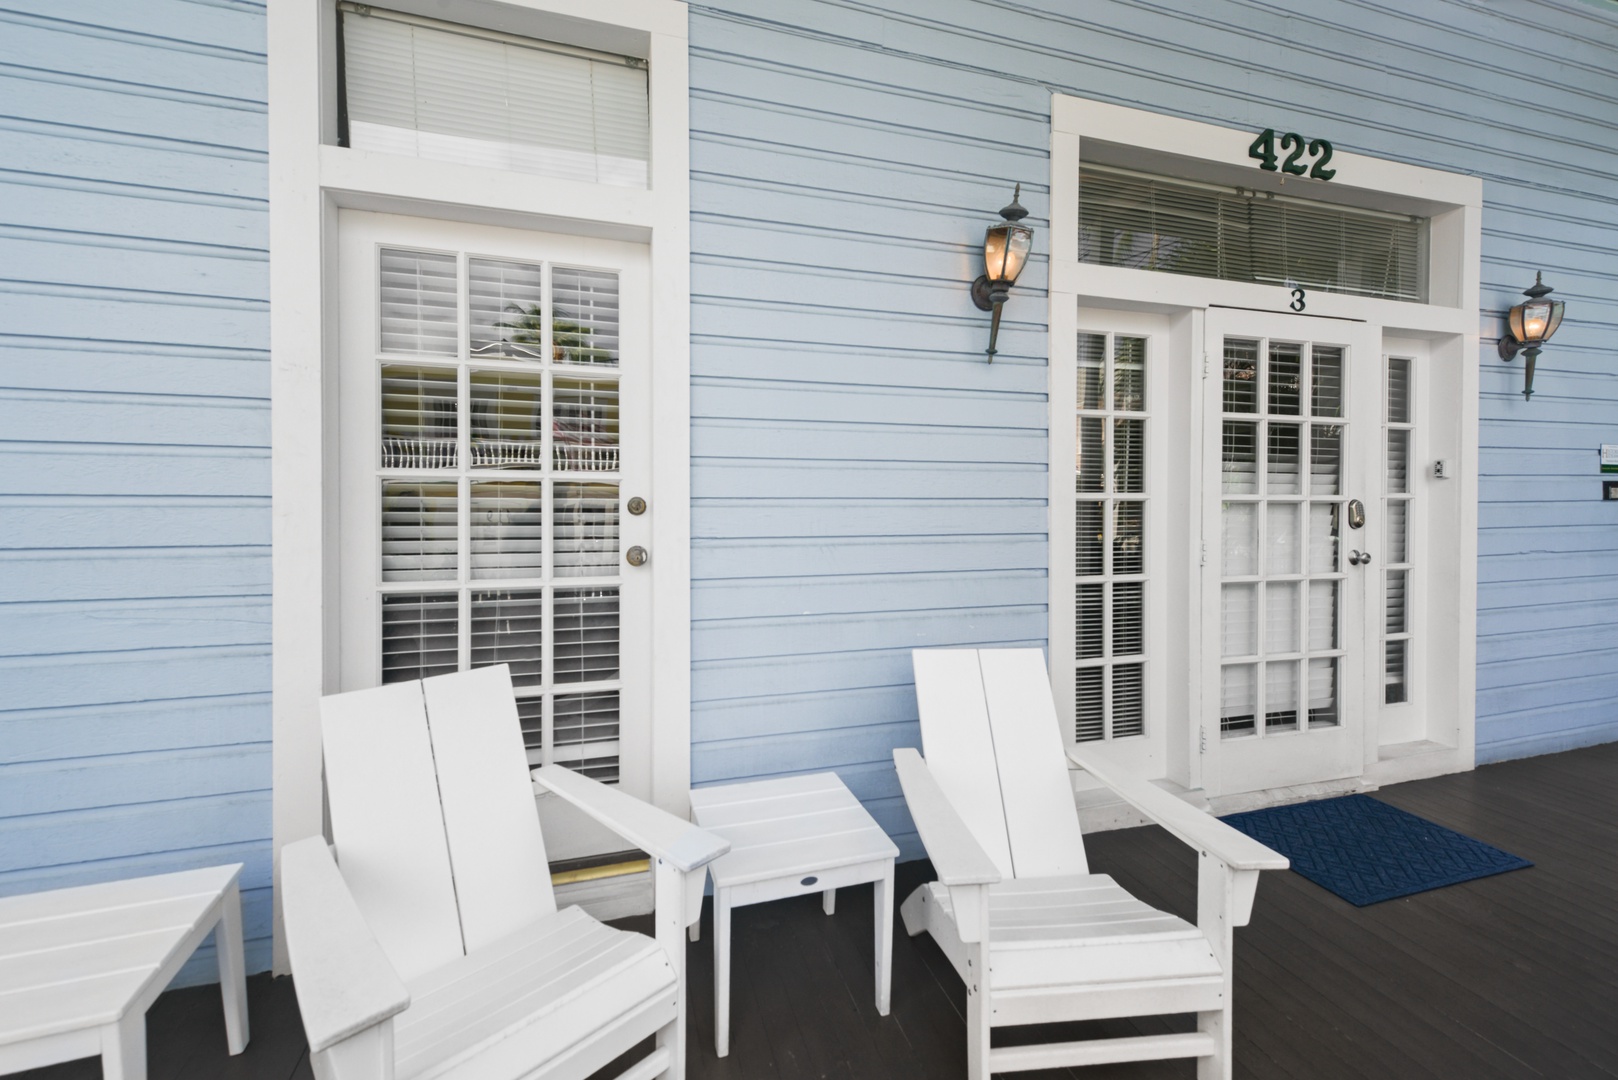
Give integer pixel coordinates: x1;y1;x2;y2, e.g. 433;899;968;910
1543;301;1565;342
1002;224;1033;285
985;223;1033;285
1521;300;1553;342
1508;303;1526;344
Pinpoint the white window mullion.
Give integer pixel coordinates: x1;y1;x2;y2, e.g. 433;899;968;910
455;253;473;672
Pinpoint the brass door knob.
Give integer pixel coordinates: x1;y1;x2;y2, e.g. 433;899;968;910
626;545;649;567
627;496;647;515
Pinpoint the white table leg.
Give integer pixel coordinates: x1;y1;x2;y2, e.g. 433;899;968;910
822;888;836;915
101;1015;147;1080
874;864;893;1016
217;881;250;1055
714;888;732;1058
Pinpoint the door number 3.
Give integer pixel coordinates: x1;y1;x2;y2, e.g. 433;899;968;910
1290;288;1307;312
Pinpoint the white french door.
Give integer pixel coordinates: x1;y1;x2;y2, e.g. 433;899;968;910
337;211;651;854
1200;309;1382;797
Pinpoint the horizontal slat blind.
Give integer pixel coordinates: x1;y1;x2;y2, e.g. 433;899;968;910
380;249;457;355
342;5;649;187
1079;164;1427;302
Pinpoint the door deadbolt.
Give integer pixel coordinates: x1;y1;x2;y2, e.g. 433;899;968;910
626;496;647;516
1346;499;1366;530
626;545;649;567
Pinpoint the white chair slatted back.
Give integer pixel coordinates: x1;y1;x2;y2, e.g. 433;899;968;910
911;649;1016;877
421;664;556;949
320;679;464;981
978;649;1089;876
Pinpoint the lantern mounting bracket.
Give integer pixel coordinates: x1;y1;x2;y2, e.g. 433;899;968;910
970;276;1003;312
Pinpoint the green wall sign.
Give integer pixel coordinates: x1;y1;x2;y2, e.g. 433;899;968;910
1249;129;1336;181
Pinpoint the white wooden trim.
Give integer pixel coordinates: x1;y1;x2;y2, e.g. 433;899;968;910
269;0;692;974
1047;91;1481;799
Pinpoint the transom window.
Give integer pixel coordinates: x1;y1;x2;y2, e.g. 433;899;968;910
374;247;624;780
1073;331;1148;742
1078;164;1429;303
338;3;650;187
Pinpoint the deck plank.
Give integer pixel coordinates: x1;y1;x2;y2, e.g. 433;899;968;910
8;743;1615;1080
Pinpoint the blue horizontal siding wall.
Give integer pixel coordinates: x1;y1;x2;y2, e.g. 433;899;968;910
0;0;271;984
687;0;1618;853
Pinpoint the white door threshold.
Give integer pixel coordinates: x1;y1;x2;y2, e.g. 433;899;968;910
1073;774;1212;833
1367;740;1467;787
1206;776;1377;817
553;862;653;922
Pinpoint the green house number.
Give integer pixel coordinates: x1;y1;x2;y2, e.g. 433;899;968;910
1248;129;1336;181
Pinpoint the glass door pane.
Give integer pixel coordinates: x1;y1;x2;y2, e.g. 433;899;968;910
370;245;626;780
1218;335;1346;739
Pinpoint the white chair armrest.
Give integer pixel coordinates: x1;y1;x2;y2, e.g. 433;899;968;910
893;748;1002;887
281;836;410;1055
532;765;729;873
1066;746;1289;872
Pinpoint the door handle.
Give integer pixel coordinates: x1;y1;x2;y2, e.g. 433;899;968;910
1348;550;1373;567
626;545;649;567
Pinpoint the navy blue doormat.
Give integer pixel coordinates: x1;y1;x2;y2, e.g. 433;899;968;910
1220;794;1532;906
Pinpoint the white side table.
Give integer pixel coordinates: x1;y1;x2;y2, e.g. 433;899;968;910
688;772;899;1057
0;863;249;1080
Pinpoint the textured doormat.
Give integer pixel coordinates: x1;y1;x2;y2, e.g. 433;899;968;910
1221;794;1533;906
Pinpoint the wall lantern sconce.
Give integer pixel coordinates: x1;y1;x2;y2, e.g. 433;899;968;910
1497;272;1566;401
970;184;1034;361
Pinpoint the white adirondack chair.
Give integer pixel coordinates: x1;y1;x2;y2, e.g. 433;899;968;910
280;664;729;1080
894;648;1288;1079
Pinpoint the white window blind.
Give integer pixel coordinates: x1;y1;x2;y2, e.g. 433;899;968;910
340;4;649;188
1079;164;1428;302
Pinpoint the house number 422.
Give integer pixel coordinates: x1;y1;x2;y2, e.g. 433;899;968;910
1249;129;1336;181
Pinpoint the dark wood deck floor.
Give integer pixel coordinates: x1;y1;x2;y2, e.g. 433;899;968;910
19;742;1618;1080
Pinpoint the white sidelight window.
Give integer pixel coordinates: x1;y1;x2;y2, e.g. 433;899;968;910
338;4;650;187
1383;356;1415;706
1071;331;1149;742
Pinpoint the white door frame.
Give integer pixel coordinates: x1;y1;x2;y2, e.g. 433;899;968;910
267;0;692;973
1048;93;1482;800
